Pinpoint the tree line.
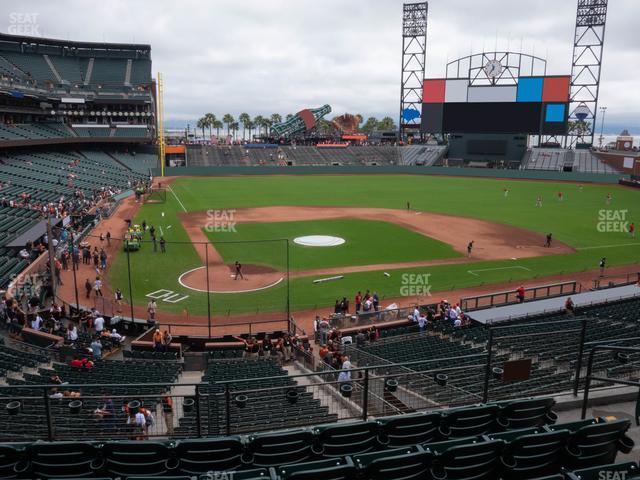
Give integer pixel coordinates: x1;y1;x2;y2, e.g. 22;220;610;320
195;112;397;140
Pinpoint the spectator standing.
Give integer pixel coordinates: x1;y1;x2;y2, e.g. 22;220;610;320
94;315;105;334
318;318;330;346
161;395;174;435
516;286;526;303
90;337;102;360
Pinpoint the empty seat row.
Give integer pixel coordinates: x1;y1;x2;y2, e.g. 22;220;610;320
0;417;631;479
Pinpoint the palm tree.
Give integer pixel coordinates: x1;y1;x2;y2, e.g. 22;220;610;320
212;119;223;137
222;114;234;137
253;115;264;136
263;118;272;137
285;114;294;122
238;113;251;140
244;119;254;141
270;113;282;127
196;117;207;140
204;113;216;137
230;121;239;141
378;116;396;131
362;116;378;133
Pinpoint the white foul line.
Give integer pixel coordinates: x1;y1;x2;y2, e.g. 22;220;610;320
467;265;532;277
159;226;164;236
577;242;640;251
167;184;187;213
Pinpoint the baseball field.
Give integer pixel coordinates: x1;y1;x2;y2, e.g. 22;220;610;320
106;174;640;319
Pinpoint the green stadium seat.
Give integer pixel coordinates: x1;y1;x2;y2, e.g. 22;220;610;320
313;421;381;457
25;441;100;479
440;405;500;438
244;429;315;467
550;419;634;469
0;444;24;478
377;412;441;447
425;438;505;480
101;441;176;477
277;457;356;480
495;398;558;430
353;445;432;480
173;437;243;474
490;427;571;479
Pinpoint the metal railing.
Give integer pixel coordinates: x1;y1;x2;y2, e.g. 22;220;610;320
460;280;579;311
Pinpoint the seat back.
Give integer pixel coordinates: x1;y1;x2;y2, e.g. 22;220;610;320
565;419;634;469
497;397;558;430
440;405;500;438
278;457;357;480
26;442;100;479
378;412;441;447
174;437;243;474
102;441;172;477
499;429;571;479
0;445;24;479
353;446;432;480
246;429;315;467
314;421;381;457
429;438;505;480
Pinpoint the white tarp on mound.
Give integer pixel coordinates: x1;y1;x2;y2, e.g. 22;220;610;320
293;235;345;247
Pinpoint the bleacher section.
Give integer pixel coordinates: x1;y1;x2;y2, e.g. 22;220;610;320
175;358;336;437
109;151;156;174
400;145;448;166
0;206;39;287
0;358;182;441
522;148;568;171
350;297;640;405
572;149;621;174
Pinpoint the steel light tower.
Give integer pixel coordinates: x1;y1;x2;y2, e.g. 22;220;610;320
399;2;428;141
567;0;608;147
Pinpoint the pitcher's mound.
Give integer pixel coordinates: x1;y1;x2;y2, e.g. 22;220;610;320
178;264;284;293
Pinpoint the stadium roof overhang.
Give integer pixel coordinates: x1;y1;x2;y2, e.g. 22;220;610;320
0;33;150;53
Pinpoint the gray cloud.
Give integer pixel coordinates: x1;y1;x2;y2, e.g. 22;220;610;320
3;0;639;131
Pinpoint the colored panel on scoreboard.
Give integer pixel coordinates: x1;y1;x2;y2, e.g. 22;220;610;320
467;85;517;103
422;79;446;103
542;76;570;102
421;103;444;132
444;79;468;103
517;77;544;102
545;103;566;122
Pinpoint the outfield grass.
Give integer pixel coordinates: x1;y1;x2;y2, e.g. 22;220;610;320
107;175;640;317
207;218;460;271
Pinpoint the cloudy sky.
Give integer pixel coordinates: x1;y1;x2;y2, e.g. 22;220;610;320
6;0;640;132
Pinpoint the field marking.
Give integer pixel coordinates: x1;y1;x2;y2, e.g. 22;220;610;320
576;242;640;251
159;226;164;236
467;265;532;277
178;266;284;293
167;184;187;213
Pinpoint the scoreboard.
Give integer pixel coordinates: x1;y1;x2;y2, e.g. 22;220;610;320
421;75;570;135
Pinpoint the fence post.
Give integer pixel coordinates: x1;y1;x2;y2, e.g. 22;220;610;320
225;384;231;436
195;384;202;438
362;369;369;421
573;318;588;396
482;328;494;403
44;386;53;441
581;347;597;419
